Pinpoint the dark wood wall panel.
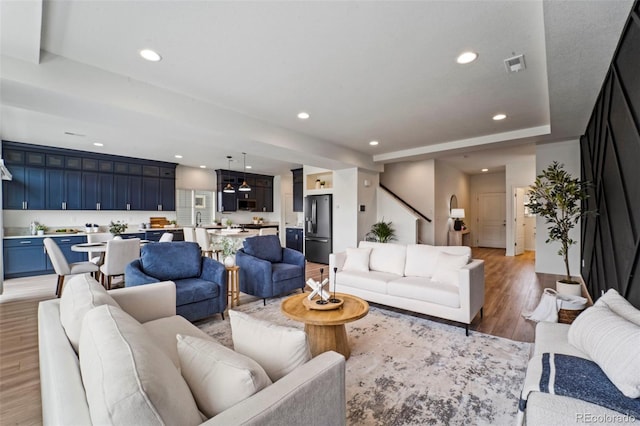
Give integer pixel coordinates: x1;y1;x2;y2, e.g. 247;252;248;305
581;1;640;307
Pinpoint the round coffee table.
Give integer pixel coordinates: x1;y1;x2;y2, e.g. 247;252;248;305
281;292;369;359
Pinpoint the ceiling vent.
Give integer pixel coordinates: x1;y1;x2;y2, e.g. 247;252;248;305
504;54;526;73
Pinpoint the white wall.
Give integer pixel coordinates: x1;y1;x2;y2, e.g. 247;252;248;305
376;188;419;244
505;157;536;255
380;159;435;244
535;140;582;276
357;169;379;242
332;168;359;254
434;161;470;246
469;171;506;247
176;165;216;190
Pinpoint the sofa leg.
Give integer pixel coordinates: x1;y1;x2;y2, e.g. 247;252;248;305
263;299;266;306
221;312;225;321
481;307;484;319
465;324;469;336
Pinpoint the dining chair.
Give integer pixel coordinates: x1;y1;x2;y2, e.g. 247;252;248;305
259;228;278;236
100;238;141;290
43;238;99;297
86;232;113;267
183;226;196;243
195;227;213;257
159;232;174;242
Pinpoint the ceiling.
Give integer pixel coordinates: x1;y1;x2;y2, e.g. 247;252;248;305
0;0;634;176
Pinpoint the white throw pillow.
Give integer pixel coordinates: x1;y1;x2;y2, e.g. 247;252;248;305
60;274;121;353
595;289;640;326
568;304;640;398
80;305;201;426
177;334;272;417
431;252;469;286
343;247;372;272
229;310;312;381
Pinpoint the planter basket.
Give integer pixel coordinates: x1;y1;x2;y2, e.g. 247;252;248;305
558;308;585;324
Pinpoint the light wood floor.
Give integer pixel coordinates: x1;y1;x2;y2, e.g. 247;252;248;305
0;247;557;425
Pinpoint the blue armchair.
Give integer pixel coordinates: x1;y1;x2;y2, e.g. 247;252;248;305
236;235;305;304
125;242;227;321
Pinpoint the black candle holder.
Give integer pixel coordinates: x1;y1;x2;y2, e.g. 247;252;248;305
316;268;329;304
329;266;341;303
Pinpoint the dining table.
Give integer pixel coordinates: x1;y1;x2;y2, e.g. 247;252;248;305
71;239;150;264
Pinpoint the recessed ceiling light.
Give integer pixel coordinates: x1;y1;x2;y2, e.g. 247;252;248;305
93;142;103;147
174;154;183;159
139;49;162;62
369;140;379;146
456;51;478;64
493;113;507;121
245;165;252;169
297;112;310;120
482;168;489;172
199;165;206;169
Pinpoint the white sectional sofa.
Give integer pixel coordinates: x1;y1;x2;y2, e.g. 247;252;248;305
38;274;346;425
329;241;484;335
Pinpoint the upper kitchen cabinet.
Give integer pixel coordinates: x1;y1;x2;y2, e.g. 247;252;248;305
215;169;274;212
1;140;177;211
292;168;303;212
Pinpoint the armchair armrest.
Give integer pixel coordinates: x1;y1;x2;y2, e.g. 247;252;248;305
201;257;226;286
458;259;485;323
236;250;273;282
125;259;161;286
204;351;346;426
108;281;177;323
283;247;305;267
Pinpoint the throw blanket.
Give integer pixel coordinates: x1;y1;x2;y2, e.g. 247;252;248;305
517;353;640;425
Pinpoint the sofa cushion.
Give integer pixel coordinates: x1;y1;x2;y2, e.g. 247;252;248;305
533;322;589;358
229;310;311;381
359;241;406;276
177;334;272;418
431;252;469;286
336;269;398;294
568;304;640;398
79;305;201;426
175;277;220;305
272;263;304;282
140;242;202;280
60;274;121;353
243;235;282;263
142;315;213;369
404;244;440;278
389;277;460;308
343;247;372;272
595;289;640;326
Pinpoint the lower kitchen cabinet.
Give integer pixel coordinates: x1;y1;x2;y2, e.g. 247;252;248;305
286;228;303;253
3;235;87;279
145;229;184;242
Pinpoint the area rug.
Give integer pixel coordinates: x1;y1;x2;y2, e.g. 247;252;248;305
197;297;531;425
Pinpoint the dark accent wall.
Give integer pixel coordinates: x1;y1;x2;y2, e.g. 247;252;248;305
581;1;640;307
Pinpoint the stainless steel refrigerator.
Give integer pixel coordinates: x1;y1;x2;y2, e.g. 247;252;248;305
304;194;332;264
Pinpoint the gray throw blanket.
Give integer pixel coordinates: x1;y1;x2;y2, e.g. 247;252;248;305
517;353;640;425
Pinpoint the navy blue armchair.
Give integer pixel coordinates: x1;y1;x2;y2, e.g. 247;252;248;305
236;235;305;304
125;242;227;321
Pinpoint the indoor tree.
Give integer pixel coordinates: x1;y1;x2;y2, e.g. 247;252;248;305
527;161;594;283
366;219;396;243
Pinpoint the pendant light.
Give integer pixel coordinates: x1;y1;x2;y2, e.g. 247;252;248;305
223;156;235;193
239;152;251;192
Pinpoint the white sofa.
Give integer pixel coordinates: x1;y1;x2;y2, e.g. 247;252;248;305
329;241;484;335
38;275;346;425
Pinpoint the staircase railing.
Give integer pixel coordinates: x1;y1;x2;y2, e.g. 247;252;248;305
379;183;432;223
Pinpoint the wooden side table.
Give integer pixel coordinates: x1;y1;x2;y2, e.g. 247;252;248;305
226;265;240;308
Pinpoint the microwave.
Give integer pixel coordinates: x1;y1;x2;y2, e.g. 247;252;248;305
237;199;257;211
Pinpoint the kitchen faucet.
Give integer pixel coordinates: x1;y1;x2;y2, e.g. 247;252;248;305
195;211;202;227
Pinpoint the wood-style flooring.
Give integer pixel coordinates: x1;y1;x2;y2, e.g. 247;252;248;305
1;247;556;425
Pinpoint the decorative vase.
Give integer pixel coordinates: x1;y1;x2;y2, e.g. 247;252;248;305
85;227;92;233
112;235;123;240
315;180;321;189
224;255;236;267
37;230;44;236
556;280;582;296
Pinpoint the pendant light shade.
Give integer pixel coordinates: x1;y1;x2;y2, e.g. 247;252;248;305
239;152;251;192
223;156;235;193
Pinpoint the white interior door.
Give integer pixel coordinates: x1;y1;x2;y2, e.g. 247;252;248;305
477;192;506;248
514;188;526;255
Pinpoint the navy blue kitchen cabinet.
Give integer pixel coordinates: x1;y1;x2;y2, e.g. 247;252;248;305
292;168;303;212
2;166;46;210
286;228;303;253
3;235;87;279
142;177;161;211
145;229;184;242
82;172;115;210
159;178;175;211
114;174;143;210
46;169;82;210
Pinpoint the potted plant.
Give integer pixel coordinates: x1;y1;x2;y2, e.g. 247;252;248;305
320;180;326;189
527;161;595;295
108;220;128;237
225;218;233;229
365;218;396;243
36;224;47;236
220;237;241;267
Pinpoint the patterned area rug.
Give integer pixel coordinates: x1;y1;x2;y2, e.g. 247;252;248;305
197;296;531;425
